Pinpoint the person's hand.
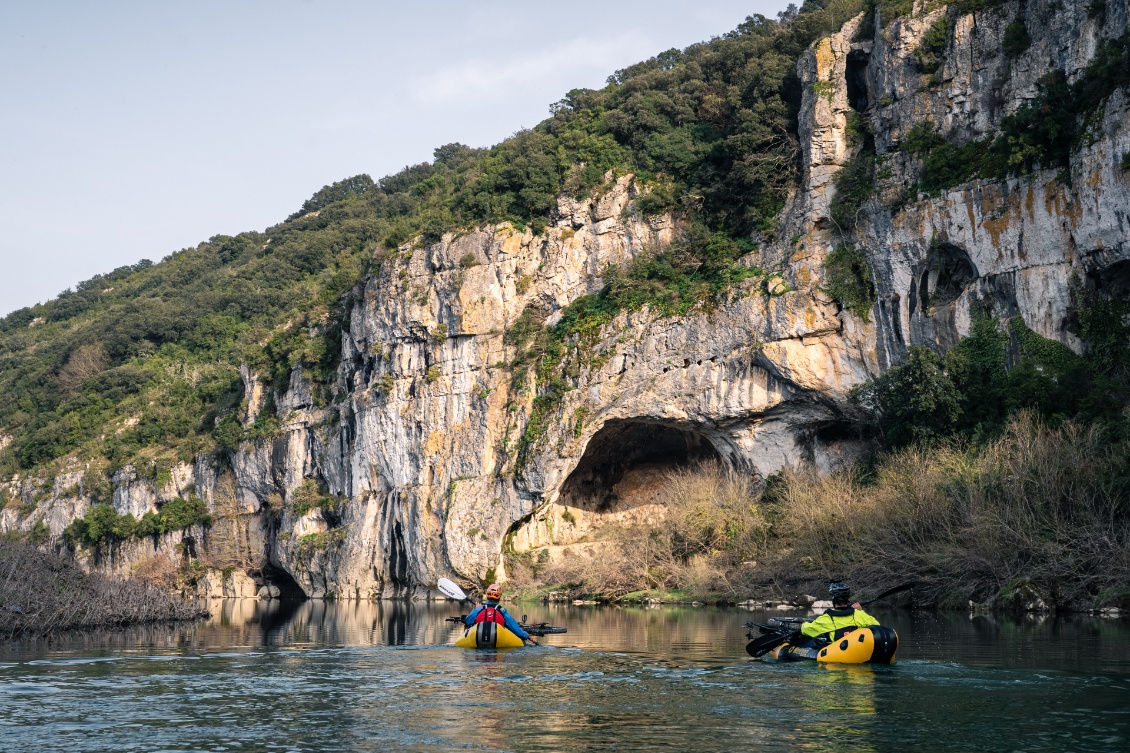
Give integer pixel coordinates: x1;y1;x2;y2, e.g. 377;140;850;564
851;602;862;610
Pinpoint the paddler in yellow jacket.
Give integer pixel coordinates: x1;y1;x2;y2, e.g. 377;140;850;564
801;581;880;643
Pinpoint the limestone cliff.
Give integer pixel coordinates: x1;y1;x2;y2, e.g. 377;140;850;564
4;0;1129;598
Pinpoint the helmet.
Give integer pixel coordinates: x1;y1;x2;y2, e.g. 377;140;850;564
484;583;502;601
828;580;851;601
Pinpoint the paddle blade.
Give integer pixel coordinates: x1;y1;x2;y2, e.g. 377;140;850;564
437;578;468;601
746;632;788;658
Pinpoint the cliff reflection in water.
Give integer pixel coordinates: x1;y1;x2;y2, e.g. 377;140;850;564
192;599;756;658
200;598;464;648
7;600;1130;675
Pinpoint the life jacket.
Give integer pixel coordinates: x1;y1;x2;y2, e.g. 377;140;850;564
826;607;859;640
475;604;506;626
803;606;875;642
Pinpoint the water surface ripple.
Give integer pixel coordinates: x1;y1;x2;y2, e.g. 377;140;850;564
2;601;1129;752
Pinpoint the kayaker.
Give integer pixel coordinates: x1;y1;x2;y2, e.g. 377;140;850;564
800;581;880;644
463;583;536;644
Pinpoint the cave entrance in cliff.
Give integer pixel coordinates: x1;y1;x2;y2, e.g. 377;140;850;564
261;562;306;599
558;420;722;513
1088;260;1130;298
845;48;870;112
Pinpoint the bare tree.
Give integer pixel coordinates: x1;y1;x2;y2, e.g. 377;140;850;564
1;542;205;639
203;472;257;572
57;342;109;395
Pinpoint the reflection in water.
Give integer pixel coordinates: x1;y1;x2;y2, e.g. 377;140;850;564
794;666;879;753
2;602;1130;752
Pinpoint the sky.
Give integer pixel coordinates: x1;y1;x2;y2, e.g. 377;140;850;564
0;0;791;316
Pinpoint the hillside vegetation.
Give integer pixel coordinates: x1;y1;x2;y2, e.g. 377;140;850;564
0;0;867;489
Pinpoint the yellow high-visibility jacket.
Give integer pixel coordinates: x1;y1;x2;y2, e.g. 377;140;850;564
801;607;880;640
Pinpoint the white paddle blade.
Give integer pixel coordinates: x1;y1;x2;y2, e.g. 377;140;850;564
437;578;467;601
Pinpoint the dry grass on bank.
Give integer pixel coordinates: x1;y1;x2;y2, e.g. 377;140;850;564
507;461;769;599
0;542;207;639
509;414;1130;609
777;413;1130;608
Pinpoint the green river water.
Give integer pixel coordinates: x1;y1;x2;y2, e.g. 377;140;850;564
2;600;1129;752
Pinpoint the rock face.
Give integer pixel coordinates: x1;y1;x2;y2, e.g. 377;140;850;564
4;1;1130;598
859;2;1130;363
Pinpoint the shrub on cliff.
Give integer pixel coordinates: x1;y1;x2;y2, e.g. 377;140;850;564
823;244;877;320
851;346;962;446
64;496;211;549
853;304;1130;451
912;15;949;73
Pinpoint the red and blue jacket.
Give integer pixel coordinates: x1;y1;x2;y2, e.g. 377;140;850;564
464;601;530;640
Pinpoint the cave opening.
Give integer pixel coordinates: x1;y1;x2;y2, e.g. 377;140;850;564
261;561;307;599
929;243;979;307
1087;260;1130;297
559;420;722;513
845;50;870;112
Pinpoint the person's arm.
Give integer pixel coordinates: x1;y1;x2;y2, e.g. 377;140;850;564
801;613;831;638
854;608;880;627
463;606;483;626
500;608;530;640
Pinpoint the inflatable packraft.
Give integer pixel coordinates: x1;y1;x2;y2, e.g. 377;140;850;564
746;618;898;664
446;615;566;648
454;621;527;649
761;625;899;664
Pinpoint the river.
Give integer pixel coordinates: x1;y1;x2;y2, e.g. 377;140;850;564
2;600;1129;752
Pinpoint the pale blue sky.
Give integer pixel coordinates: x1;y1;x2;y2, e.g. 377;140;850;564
0;1;789;315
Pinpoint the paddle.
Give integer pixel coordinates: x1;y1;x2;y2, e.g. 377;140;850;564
858;581;917;607
744;620;797;658
437;577;469;601
745;629;794;658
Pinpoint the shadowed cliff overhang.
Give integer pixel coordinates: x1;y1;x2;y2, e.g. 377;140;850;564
558;419;723;512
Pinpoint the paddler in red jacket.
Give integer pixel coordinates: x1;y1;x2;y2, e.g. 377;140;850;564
463;583;535;644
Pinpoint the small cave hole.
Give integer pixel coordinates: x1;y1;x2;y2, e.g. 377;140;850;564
845;50;870;112
928;243;978;307
814;421;864;444
560;420;721;513
1087;259;1130;297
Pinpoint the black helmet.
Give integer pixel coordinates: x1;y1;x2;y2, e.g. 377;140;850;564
828;580;851;601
